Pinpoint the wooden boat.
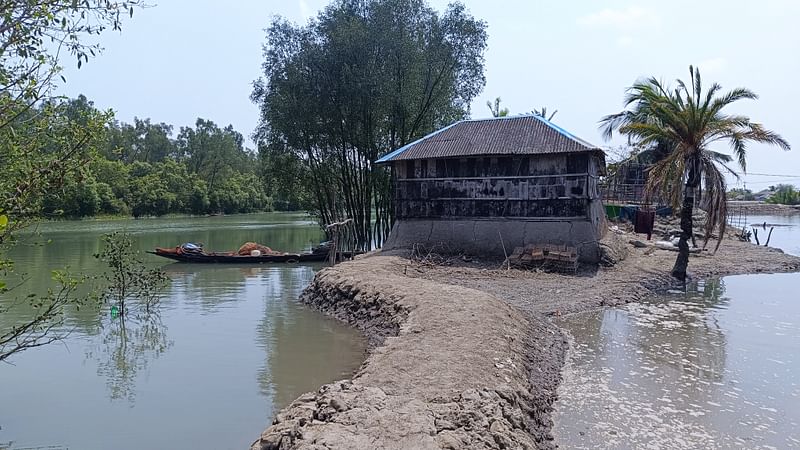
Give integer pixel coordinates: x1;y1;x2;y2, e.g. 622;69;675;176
148;245;358;264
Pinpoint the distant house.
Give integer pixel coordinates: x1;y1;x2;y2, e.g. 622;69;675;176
753;189;773;202
376;115;607;263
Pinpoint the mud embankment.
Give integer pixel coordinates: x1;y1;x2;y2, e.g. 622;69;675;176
251;256;564;450
728;201;800;215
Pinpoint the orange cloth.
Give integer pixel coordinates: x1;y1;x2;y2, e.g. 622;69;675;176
237;242;274;256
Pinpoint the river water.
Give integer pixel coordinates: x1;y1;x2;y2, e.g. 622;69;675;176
0;213;367;450
554;214;800;449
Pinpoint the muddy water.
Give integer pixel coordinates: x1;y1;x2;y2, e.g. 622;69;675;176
554;214;800;449
0;213;367;450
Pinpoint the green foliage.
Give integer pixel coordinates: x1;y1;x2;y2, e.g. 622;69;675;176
532;107;557;121
0;1;142;105
94;232;169;316
252;0;488;248
1;0;142;363
0;269;89;363
766;184;800;205
727;188;755;201
601;66;790;280
19;100;276;218
487;97;510;117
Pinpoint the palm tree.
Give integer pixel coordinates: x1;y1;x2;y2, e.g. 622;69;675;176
601;66;790;281
532;106;558;121
487;97;509;117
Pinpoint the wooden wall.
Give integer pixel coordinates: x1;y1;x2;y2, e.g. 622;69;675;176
393;154;603;220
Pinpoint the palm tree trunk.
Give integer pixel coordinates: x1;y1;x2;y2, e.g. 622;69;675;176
671;188;693;281
672;158;701;281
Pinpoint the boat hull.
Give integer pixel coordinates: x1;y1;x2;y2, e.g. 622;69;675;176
147;249;354;264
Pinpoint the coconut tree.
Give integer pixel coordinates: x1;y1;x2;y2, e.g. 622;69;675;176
601;66;790;281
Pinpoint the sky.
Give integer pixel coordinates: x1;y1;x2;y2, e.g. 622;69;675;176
57;0;800;190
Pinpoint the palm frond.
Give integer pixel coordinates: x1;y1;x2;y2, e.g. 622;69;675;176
644;148;684;209
705;150;733;163
743;123;791;150
698;158;727;253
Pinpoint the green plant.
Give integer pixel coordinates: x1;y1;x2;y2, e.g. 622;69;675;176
601;66;790;281
94;232;168;317
766;184;800;205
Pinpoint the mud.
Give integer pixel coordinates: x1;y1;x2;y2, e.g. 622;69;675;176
252;220;800;449
405;228;800;318
728;201;800;215
251;256;566;450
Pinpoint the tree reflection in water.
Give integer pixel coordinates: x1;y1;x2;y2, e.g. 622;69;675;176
632;278;729;383
254;266;367;410
87;313;172;403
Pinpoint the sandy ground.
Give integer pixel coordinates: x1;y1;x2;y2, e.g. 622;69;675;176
252;220;800;449
404;229;800;318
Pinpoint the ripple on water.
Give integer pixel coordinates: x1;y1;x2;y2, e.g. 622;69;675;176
553;273;800;449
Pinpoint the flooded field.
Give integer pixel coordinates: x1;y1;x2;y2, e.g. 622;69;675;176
554;214;800;449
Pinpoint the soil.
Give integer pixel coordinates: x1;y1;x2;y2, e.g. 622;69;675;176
728;200;800;215
252;256;565;449
251;219;800;450
404;228;800;318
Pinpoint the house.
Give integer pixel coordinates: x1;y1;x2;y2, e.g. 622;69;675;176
753;189;774;202
376;115;607;263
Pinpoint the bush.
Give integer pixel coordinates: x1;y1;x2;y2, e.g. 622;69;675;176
766;184;800;205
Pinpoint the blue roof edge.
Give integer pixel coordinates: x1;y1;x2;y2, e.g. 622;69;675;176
375;121;462;164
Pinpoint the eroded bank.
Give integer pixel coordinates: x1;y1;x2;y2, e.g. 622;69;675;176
251;255;564;450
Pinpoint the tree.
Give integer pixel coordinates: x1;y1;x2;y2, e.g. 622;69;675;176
252;0;487;249
766;184;800;205
487;97;509;117
177;118;255;210
727;187;755;201
95;232;168;318
532;106;557;121
601;66;790;281
0;0;140;362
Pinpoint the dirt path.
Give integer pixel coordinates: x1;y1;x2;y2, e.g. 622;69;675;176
252;227;800;449
252;256;564;450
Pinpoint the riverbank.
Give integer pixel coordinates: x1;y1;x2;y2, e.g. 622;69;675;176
252;255;564;449
252;228;800;449
728;200;800;215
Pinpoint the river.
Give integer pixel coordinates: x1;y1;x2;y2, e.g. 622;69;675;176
0;213;367;450
554;214;800;449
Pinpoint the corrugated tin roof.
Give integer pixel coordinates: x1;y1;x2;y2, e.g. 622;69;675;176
376;115;602;163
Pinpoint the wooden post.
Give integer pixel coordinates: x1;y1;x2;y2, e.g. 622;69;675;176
325;218;353;266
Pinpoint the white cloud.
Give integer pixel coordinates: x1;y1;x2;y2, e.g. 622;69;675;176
299;0;311;21
577;6;660;31
697;57;728;75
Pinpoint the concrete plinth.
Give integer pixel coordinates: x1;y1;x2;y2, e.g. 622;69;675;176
383;219;601;263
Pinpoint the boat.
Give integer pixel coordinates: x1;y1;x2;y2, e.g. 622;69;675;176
147;242;357;264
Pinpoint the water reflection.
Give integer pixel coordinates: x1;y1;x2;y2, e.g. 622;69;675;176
0;214;366;450
255;266;367;408
555;274;800;449
87;313;173;403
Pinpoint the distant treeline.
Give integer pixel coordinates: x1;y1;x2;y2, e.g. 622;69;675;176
38;95;285;218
